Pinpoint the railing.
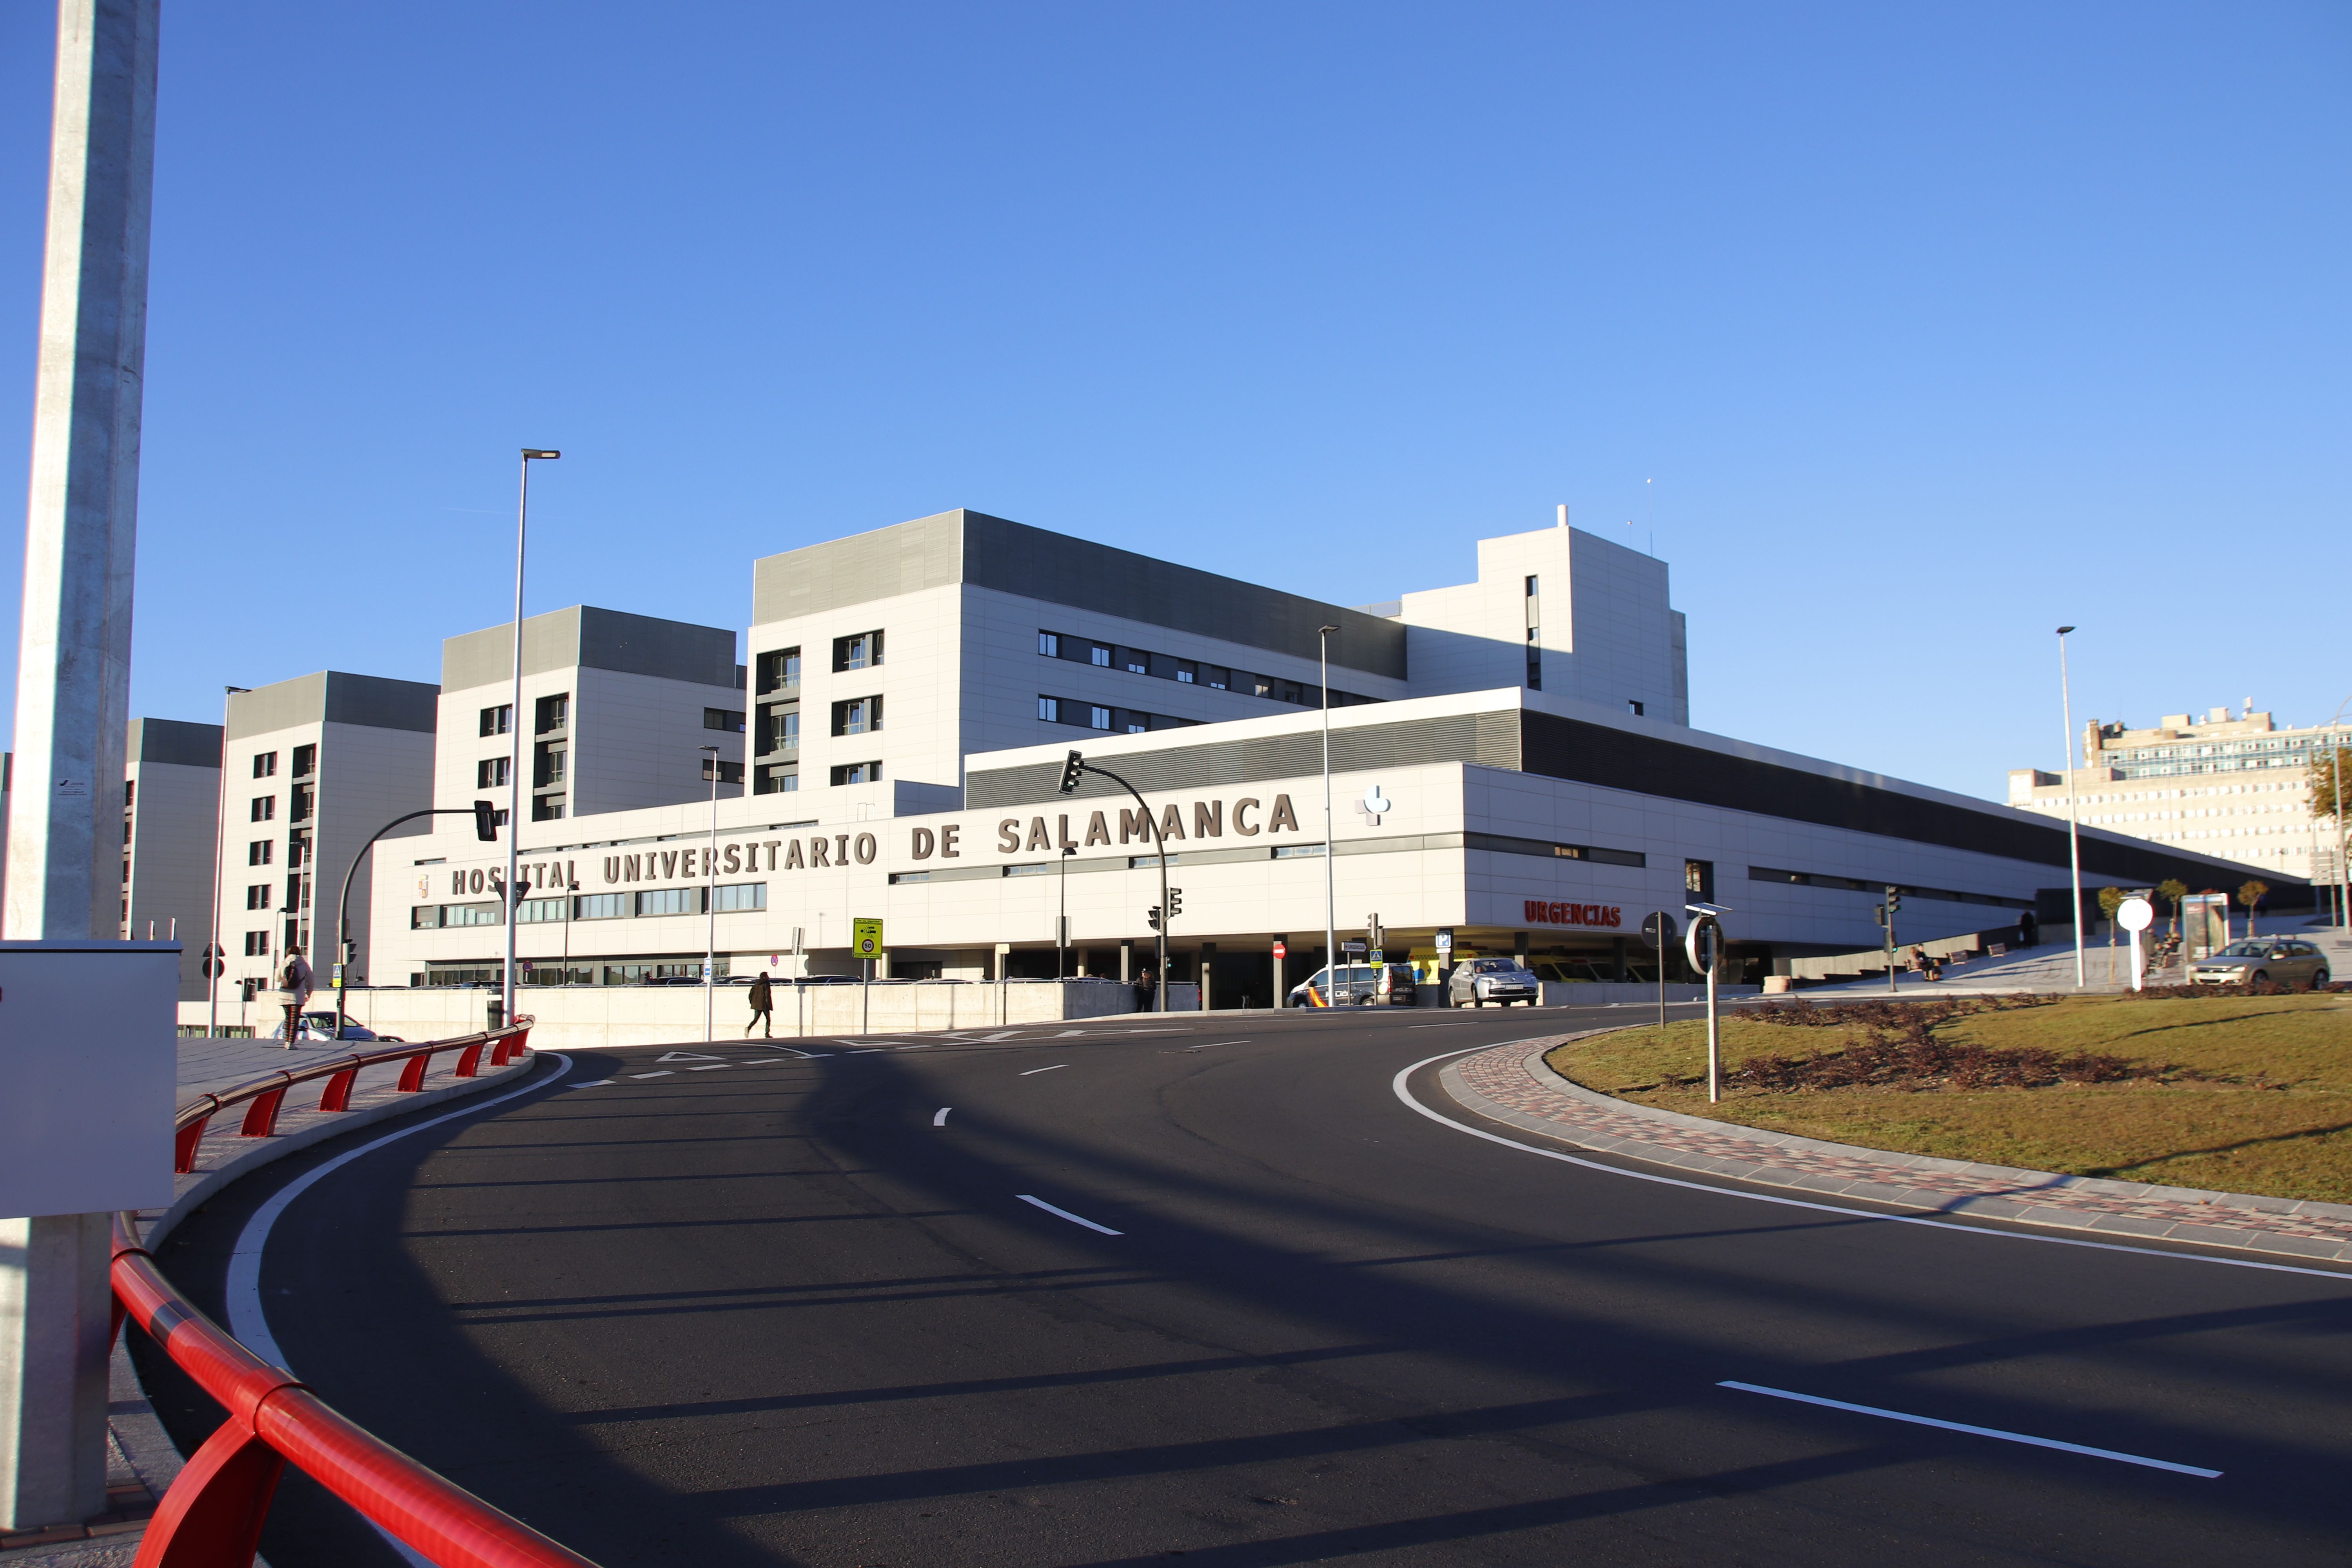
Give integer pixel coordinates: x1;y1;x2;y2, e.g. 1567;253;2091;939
171;1021;535;1174
113;1018;601;1565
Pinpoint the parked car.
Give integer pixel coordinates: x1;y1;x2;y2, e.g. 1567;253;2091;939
2190;940;2330;990
1447;957;1540;1007
1286;963;1418;1007
279;1012;403;1043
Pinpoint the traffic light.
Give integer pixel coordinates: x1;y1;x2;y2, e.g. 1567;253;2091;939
341;937;357;965
1146;906;1162;931
1167;887;1183;919
474;799;499;841
1874;904;1887;927
1367;913;1383;949
1058;750;1084;795
1885;885;1902;915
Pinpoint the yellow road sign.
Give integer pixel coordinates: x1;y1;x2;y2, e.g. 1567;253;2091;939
852;917;885;958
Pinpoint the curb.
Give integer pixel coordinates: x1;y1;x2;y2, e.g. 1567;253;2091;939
1437;1031;2352;1265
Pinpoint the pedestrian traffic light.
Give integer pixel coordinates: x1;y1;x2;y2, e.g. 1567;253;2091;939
1167;887;1183;918
1058;750;1084;795
474;800;499;841
1146;906;1162;931
1885;885;1902;914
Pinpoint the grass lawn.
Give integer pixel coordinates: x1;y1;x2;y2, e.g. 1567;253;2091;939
1543;993;2352;1203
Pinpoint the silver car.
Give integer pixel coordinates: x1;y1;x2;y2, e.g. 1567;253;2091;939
2190;939;2331;990
1448;957;1540;1007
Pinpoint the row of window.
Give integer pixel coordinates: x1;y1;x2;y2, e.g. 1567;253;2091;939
250;745;316;780
410;882;768;929
753;631;883;697
1036;695;1200;736
1036;630;1375;708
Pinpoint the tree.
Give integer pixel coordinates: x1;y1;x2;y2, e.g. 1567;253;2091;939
2310;744;2352;824
2238;879;2269;938
2157;878;2188;939
2097;887;2125;979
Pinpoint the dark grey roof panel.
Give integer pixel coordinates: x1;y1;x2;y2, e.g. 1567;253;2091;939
227;671;439;740
751;509;1408;679
127;718;223;768
442;606;739;691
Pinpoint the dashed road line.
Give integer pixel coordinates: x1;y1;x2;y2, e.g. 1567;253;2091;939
1717;1382;2222;1478
687;1064;731;1071
630;1071;673;1079
1018;1194;1123;1236
1019;1063;1069;1076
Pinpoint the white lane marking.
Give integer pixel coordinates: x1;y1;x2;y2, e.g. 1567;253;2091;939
1186;1040;1250;1051
687;1063;731;1071
630;1071;674;1079
657;1051;726;1062
1020;1063;1069;1076
1018;1194;1123;1236
568;1079;614;1088
1390;1047;2352;1283
1408;1021;1484;1028
227;1053;575;1567
933;1107;952;1127
1718;1382;2222;1477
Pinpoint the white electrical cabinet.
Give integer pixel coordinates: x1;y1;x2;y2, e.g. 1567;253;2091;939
0;941;179;1219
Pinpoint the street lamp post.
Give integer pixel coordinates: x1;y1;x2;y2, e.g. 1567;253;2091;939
701;743;719;1043
503;448;559;1032
1318;625;1339;1002
1058;844;1075;978
205;685;247;1035
2326;695;2352;931
2056;627;2085;989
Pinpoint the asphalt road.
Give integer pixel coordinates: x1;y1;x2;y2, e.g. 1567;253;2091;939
139;1002;2352;1566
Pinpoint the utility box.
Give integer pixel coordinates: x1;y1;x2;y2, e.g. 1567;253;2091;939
0;941;179;1219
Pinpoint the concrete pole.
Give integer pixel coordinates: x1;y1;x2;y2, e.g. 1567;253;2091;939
1;0;159;1532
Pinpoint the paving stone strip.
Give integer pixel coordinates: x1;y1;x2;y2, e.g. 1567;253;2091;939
1441;1033;2352;1266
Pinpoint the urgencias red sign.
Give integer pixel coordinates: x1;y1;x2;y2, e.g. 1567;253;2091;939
1525;900;1622;928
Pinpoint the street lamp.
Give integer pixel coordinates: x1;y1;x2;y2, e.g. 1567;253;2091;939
1058;749;1168;1011
701;742;720;1043
2056;627;2085;989
205;685;248;1036
503;448;559;1031
1318;625;1339;1003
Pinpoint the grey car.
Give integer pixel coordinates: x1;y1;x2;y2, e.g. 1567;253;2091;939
2190;939;2331;990
1448;957;1540;1007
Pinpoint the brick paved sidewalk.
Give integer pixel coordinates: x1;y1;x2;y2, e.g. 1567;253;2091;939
1442;1034;2352;1266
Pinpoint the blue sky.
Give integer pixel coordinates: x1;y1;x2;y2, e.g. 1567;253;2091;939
3;2;2345;800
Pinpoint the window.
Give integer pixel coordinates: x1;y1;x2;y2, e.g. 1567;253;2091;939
1090;643;1112;667
479;704;512;737
635;887;703;917
531;797;566;822
756;647;801;695
831;696;882;736
534;742;566;788
246;884;271;910
517;897;567;923
250;796;275;822
714;882;767;912
442;902;502;927
1206;666;1229;691
1038;696;1061;722
1090;705;1111;730
701;757;744;784
832;630;883;671
249;840;273;866
1038;631;1060;657
1626;699;1644;716
757;704;800;754
243;931;270;956
252;752;277;779
290;782;314;822
285;873;309;911
409;906;441;930
575;893;628;920
1685;858;1715;902
1176;660;1197;684
831;761;882;786
477;757;510;788
755;763;800;795
291;743;316;777
704;708;746;733
1123;650;1148;675
287;829;310;867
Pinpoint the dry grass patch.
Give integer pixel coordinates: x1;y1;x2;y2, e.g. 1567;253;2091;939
1544;993;2352;1203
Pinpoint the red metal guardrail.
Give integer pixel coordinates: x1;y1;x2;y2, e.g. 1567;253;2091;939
172;1020;535;1174
112;1017;602;1566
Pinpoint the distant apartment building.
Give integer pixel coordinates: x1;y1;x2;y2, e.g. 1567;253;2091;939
2009;705;2343;882
122;718;223;998
216;672;440;996
435;606;747;828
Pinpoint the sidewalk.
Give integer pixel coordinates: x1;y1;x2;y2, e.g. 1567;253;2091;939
1796;918;2352;998
1442;1034;2352;1265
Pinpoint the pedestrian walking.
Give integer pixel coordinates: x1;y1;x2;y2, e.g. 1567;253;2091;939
1132;965;1155;1014
278;949;314;1047
746;970;774;1037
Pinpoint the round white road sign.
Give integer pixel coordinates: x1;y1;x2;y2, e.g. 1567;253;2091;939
2116;896;2155;933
